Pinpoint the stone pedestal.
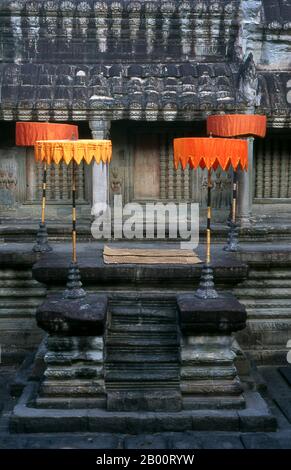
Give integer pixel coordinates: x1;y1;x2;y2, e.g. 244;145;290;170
177;293;247;410
35;293;108;409
10;292;276;433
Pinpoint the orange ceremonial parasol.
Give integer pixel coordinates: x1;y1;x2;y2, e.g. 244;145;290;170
206;114;267;138
16;122;79;252
173;137;248;299
34;139;112;299
207;114;267;251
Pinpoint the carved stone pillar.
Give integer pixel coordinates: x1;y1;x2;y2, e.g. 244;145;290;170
89;120;111;218
237;137;254;227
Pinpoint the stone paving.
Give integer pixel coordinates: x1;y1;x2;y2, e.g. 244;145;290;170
0;365;291;449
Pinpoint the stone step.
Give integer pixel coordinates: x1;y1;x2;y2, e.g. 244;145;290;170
109;314;177;325
181;378;242;396
106;381;180;390
237;298;291;308
106;351;179;363
0;270;34;280
0;279;43;288
47;336;103;352
109;304;176;313
40;379;105;397
110;307;176;324
45;365;103;380
237;279;291;288
45;351;103;365
11;385;277;433
0;317;37;329
235;287;291;298
106;369;179;382
106;389;182;412
108;323;177;333
183;395;245;410
247;318;291;329
181;350;236;364
105;298;180;411
181;365;237;380
36;396;106;409
0;308;39;317
0;299;44;308
243;308;291;318
107;335;179;347
247;269;291;280
0;288;46;297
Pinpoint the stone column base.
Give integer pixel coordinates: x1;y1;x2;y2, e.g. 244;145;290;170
181;335;245;409
34;293;108;409
177;293;247;410
37;335;106;409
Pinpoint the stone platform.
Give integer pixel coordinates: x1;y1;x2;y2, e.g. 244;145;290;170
9;292;276;434
10;382;276;434
2;364;291;448
31;243;247;289
1;240;291;366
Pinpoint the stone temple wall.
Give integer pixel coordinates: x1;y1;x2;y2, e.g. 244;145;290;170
0;1;289;68
0;1;290;122
0;1;290;364
2;0;240;63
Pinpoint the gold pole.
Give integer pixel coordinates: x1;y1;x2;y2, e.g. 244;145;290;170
206;169;212;264
72;161;77;264
232;170;238;223
33;161;52;253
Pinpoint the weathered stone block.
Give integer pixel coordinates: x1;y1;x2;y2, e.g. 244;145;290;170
191;410;240;431
178;293;247;410
177;293;247;334
36;293;107;336
238;392;277;432
107;390;182;412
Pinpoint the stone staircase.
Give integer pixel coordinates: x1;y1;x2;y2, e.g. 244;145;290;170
0;268;46;362
105;297;182;411
235;266;291;363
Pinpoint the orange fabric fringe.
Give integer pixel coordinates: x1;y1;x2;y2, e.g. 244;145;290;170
207;114;267;138
173;137;248;171
16;122;78;146
34;139;112;165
